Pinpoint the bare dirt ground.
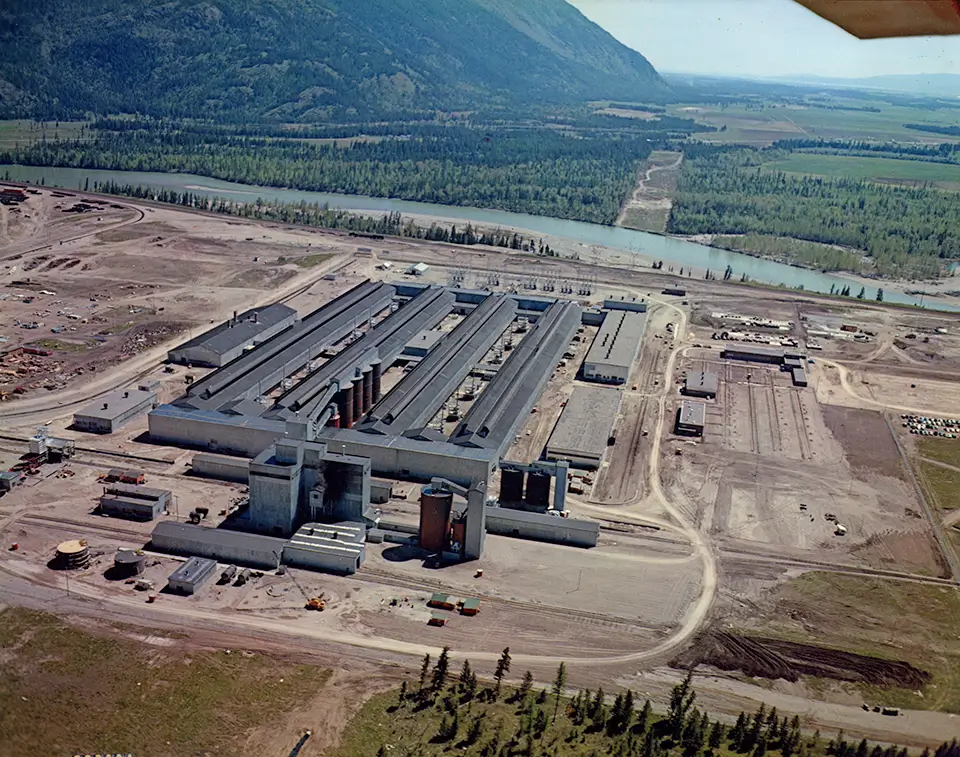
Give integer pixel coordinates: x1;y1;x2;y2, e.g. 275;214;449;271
616;151;683;232
0;190;360;402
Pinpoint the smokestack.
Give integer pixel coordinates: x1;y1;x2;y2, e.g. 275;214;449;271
102;403;108;410
123;391;129;398
232;310;237;326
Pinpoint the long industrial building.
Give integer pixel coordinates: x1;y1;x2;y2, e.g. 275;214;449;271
150;282;581;487
167;304;298;367
546;387;623;469
582;310;647;384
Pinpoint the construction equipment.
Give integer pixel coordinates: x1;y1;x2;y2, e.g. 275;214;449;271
305;594;326;611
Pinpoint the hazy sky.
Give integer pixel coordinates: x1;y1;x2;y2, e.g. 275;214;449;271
568;0;960;78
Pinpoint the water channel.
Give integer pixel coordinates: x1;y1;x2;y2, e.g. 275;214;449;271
2;164;955;312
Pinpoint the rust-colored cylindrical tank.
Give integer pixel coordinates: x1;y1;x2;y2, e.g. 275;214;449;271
499;469;525;504
524;472;551;511
338;388;353;429
419;487;453;553
371;360;383;403
352;378;364;424
328;411;341;428
362;368;373;413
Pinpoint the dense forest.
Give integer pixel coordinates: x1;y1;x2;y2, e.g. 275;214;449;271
0;119;686;224
344;646;960;757
0;0;666;121
668;144;960;279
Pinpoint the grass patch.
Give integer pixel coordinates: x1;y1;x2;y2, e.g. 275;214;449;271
761;153;960;189
620;207;669;233
917;460;960;510
31;338;89;352
0;607;330;756
0;119;90;150
919;438;960;469
738;572;960;713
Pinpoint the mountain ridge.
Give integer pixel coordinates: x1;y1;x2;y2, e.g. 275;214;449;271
0;0;668;121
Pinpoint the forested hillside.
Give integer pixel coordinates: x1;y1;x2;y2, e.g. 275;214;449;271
0;0;666;121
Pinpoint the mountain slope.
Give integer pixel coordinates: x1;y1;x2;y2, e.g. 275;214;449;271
0;0;667;121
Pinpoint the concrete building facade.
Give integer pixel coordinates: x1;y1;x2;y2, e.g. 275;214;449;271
485;506;599;547
74;388;157;434
152;521;286;569
247;439;371;537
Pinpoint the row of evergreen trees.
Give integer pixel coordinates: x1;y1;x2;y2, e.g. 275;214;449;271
383;649;958;757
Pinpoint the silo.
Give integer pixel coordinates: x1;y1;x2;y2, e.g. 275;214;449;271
524;473;551;511
362;368;373;413
352;377;364;424
371;360;383;403
419;486;453;553
338;387;353;429
56;539;90;569
499;469;525;505
114;548;146;577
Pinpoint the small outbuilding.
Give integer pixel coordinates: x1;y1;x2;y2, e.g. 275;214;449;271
407;262;430;276
167;556;218;595
461;597;481;616
428;593;456;610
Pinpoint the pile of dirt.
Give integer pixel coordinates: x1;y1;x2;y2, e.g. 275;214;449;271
673;631;929;689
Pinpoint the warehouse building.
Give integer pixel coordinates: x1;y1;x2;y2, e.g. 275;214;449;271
545;386;622;469
189;452;250;483
283;522;366;574
408;262;429;276
720;345;785;364
74;388;157;433
370;478;393;504
167;304;297;368
582;310;647;384
792;367;808;387
403;329;445;358
784;355;805;370
99;483;171;521
485;506;599;548
683;371;719;399
167;556;218;595
603;295;647;313
152;521;286;569
675;400;707;437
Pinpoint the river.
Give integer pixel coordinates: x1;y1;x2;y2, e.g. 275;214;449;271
2;164;955;312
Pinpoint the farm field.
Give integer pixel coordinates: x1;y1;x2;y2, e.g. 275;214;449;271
671;102;960;145
761;153;960;190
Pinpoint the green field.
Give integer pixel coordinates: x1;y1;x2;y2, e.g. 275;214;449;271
761;153;960;189
919;438;960;468
0;119;89;150
0;608;329;756
738;572;960;714
670;100;960;145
